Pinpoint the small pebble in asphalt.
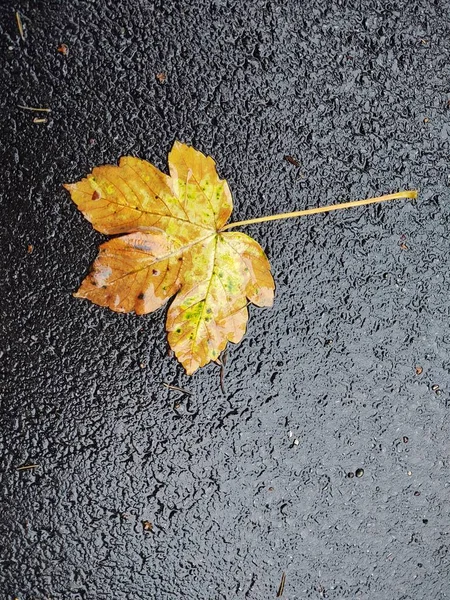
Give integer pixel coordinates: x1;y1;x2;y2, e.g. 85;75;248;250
355;468;364;478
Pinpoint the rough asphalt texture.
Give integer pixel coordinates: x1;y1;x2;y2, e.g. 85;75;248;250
1;1;450;599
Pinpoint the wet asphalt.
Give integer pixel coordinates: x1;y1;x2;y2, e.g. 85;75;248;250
1;1;450;599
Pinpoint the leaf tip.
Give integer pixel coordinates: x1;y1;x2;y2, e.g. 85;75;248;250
184;365;197;376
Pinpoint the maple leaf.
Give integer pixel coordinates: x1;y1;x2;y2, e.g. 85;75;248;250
64;142;274;374
65;141;417;375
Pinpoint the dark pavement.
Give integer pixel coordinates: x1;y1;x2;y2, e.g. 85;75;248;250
1;1;450;598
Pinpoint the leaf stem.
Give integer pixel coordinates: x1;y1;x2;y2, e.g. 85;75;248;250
220;190;418;231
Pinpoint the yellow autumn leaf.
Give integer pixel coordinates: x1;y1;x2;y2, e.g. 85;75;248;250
65;141;275;374
65;140;417;375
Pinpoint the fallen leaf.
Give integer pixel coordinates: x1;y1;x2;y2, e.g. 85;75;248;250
65;142;274;374
65;143;418;375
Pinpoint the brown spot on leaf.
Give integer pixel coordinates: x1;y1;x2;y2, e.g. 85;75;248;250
92;190;101;201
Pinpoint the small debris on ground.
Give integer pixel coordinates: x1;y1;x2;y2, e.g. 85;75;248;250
156;72;166;83
18;105;51;113
399;234;408;250
33;117;47;124
355;468;364;478
57;43;69;55
142;520;153;532
16;464;39;471
276;572;286;597
27;244;33;254
219;348;227;394
283;155;300;167
162;382;192;395
317;584;328;599
16;11;25;41
415;366;423;375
